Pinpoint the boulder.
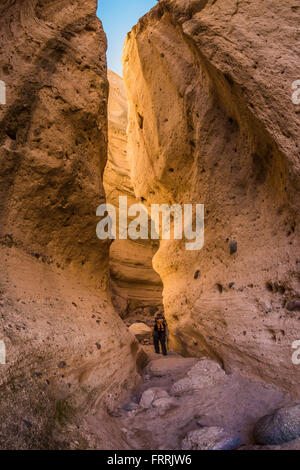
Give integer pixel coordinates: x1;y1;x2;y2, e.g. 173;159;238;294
145;357;198;377
253;403;300;445
139;388;169;409
182;427;241;450
129;322;152;342
0;0;142;450
171;359;226;396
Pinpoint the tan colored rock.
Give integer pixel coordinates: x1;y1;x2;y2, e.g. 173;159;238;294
123;0;300;396
145;357;198;377
0;0;141;449
104;71;163;316
139;387;169;409
129;322;152;342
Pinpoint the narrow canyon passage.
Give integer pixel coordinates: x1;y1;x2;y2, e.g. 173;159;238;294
0;0;299;451
94;0;300;450
97;0;300;450
103;70;163;328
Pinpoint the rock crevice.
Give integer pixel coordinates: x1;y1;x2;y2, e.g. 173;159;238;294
123;0;300;396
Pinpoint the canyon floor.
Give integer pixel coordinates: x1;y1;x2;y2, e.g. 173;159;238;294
89;347;300;451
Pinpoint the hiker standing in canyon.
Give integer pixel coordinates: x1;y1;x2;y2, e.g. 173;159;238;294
153;311;168;356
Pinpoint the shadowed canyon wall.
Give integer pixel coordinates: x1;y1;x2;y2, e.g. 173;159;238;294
0;0;299;451
104;70;163;318
123;0;300;396
0;0;141;449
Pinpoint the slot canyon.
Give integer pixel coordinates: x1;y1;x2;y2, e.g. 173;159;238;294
0;0;299;451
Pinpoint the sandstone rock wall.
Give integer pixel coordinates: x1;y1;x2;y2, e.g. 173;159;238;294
104;71;163;317
123;0;300;396
0;0;141;449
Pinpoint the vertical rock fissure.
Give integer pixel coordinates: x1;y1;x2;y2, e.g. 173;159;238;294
103;70;164;332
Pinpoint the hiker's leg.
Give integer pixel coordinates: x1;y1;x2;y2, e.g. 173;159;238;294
160;333;167;356
153;332;160;354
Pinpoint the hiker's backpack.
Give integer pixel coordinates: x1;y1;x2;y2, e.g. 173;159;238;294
156;318;165;332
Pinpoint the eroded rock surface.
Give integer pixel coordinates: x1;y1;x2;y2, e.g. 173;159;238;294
0;0;141;449
123;0;300;396
129;322;152;343
104;71;163;317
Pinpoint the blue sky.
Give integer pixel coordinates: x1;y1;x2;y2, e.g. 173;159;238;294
97;0;157;76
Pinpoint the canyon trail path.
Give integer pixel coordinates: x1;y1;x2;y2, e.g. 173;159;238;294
109;349;300;450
